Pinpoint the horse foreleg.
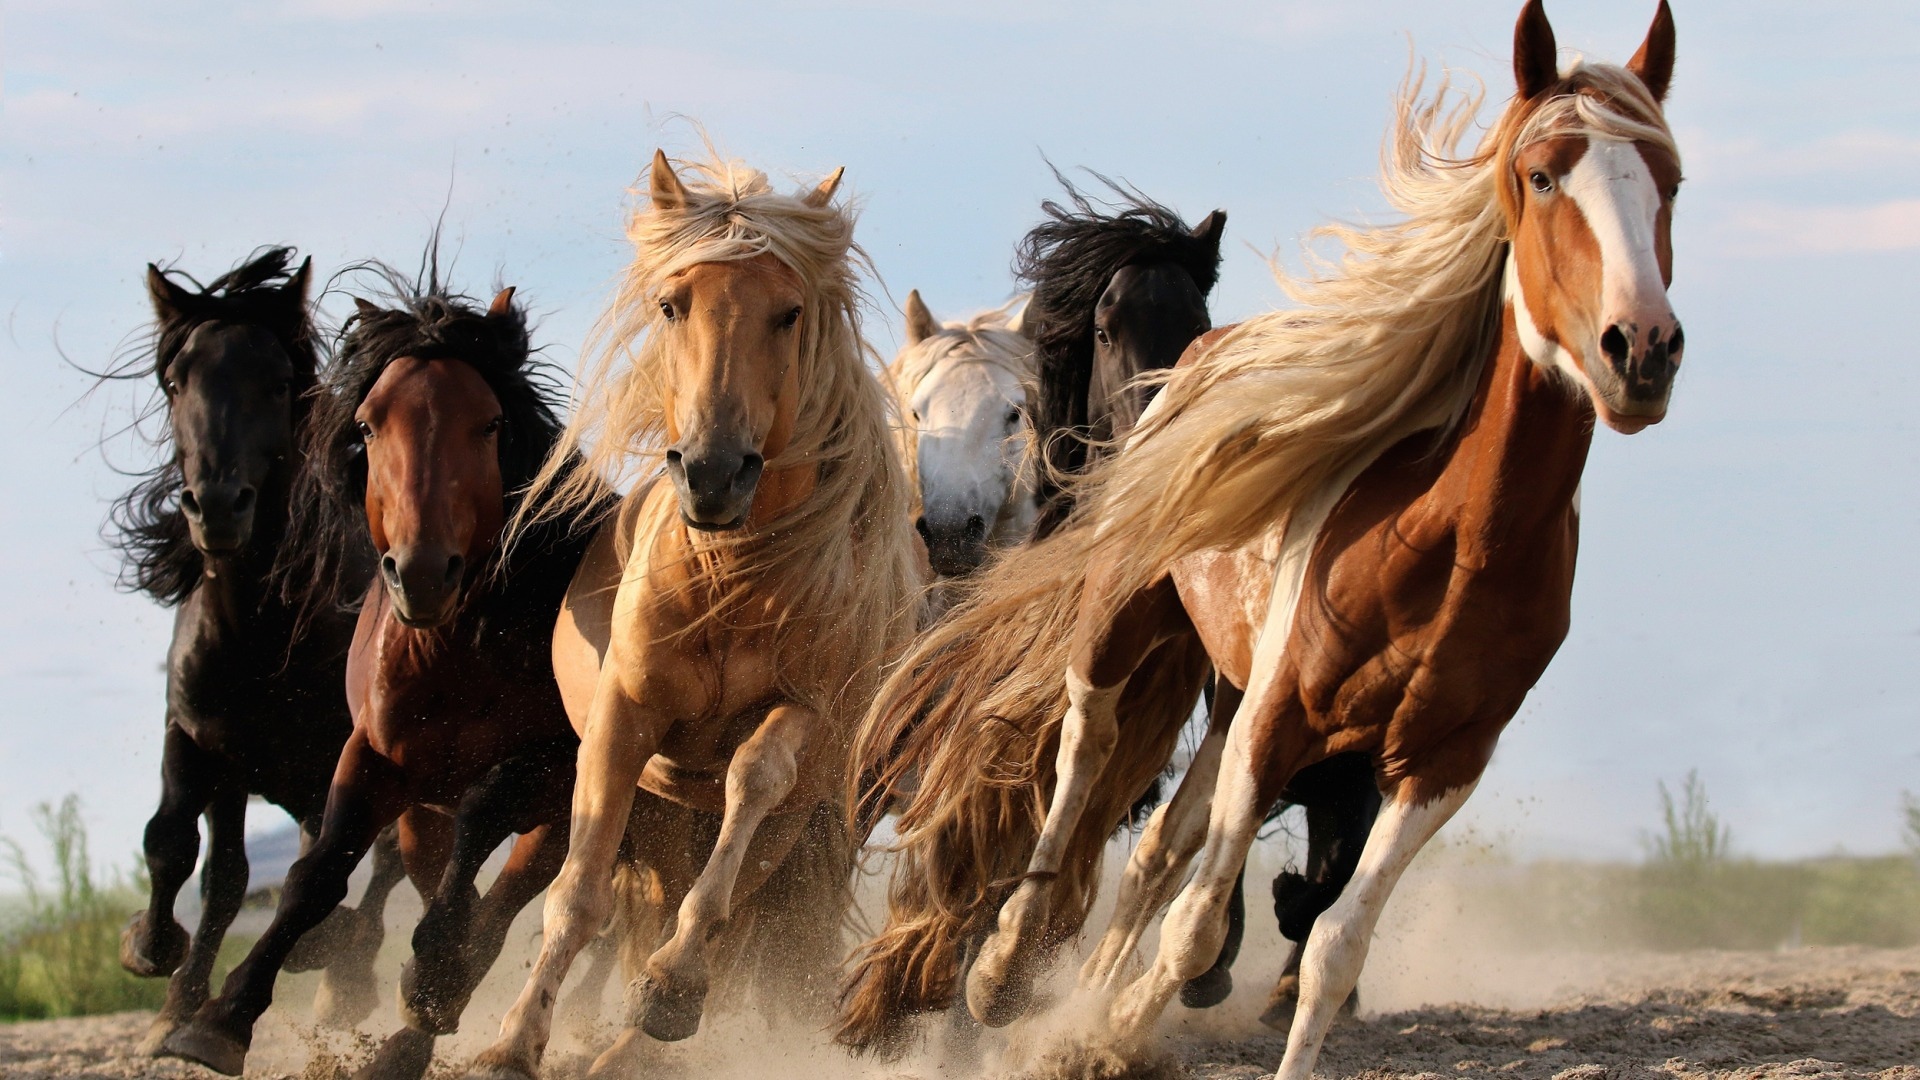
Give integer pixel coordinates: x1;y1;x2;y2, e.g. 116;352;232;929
1272;776;1475;1080
1080;703;1230;993
313;822;406;1029
468;685;662;1080
162;732;407;1076
404;738;575;1038
136;780;246;1056
125;723;220;984
630;702;813;1043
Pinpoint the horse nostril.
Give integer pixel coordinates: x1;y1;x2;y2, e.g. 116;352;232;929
665;448;684;474
444;554;464;586
380;554;401;589
915;517;933;544
1600;324;1631;371
180;489;202;518
964;515;987;544
1668;323;1685;360
231;487;255;515
737;452;764;491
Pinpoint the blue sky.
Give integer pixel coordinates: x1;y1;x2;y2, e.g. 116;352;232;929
3;0;1917;869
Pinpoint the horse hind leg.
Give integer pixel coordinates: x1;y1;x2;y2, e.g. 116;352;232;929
1272;776;1477;1080
313;821;407;1029
627;702;815;1043
138;783;248;1056
1261;753;1381;1029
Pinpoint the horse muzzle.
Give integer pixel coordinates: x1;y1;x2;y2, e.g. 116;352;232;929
916;512;990;578
381;545;465;627
667;444;764;531
180;482;257;554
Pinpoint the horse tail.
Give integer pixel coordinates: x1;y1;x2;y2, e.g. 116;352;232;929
836;518;1208;1054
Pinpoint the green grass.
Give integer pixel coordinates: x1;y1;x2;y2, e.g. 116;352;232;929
0;796;166;1020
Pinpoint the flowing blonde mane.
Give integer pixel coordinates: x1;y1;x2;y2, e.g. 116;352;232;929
886;301;1033;486
519;154;920;714
1075;60;1678;607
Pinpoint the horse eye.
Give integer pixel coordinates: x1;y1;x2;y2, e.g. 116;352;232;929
1094;327;1111;347
779;306;802;330
356;420;373;439
272;379;291;397
1529;170;1553;194
658;300;676;320
483;416;504;436
1006;409;1022;427
163;378;179;396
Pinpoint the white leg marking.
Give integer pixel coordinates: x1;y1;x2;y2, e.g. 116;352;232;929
1274;780;1478;1080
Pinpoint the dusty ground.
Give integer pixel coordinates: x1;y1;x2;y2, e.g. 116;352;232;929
5;944;1918;1080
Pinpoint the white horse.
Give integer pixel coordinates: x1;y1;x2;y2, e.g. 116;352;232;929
891;291;1037;588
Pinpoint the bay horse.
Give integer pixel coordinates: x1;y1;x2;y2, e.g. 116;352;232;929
891;291;1036;588
467;151;920;1080
105;248;403;1055
160;268;615;1080
841;6;1684;1079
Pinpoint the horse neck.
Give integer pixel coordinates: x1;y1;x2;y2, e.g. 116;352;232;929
1440;304;1594;557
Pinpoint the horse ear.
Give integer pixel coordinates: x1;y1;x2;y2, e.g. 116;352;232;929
285;256;313;306
804;166;845;209
146;264;195;323
489;286;517;318
353;297;381;321
1008;297;1031;336
1513;0;1560;101
649;149;690;211
1190;210;1227;253
904;290;940;345
1627;0;1676;103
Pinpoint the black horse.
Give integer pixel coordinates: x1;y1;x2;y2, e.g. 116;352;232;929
1014;180;1381;1023
106;248;403;1054
163;260;617;1080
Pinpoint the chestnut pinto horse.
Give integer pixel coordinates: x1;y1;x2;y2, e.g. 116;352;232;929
843;6;1684;1077
107;248;402;1055
162;274;615;1079
468;152;919;1080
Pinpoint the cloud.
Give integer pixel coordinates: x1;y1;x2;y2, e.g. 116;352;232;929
1720;197;1920;255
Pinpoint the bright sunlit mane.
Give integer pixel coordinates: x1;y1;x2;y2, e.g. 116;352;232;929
517;152;919;711
1073;59;1680;606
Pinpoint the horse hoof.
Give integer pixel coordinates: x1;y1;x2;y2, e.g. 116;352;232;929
120;913;189;977
398;961;463;1036
1178;966;1234;1010
160;1020;250;1076
351;1027;437;1080
585;1028;650;1080
315;965;380;1030
135;1012;185;1057
464;1047;540;1080
630;972;706;1043
1258;972;1299;1030
963;942;1033;1029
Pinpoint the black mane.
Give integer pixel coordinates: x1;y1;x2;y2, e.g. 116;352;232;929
277;258;595;623
1014;172;1222;504
104;247;319;605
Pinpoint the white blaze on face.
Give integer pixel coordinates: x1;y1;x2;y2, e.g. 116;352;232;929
1563;136;1672;359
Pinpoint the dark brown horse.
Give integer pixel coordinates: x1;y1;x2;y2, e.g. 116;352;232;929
106;248;403;1055
843;8;1685;1078
161;269;615;1080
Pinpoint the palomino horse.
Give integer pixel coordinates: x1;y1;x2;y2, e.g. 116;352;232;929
843;7;1684;1079
1014;179;1382;1022
161;270;615;1080
891;292;1035;584
106;248;402;1055
468;152;919;1080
